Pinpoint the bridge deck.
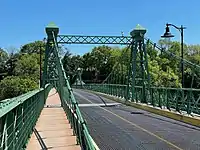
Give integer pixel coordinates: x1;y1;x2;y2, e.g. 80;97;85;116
74;89;200;150
27;89;80;150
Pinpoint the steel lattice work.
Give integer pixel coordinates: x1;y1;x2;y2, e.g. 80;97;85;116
57;35;132;45
56;24;151;103
42;23;99;150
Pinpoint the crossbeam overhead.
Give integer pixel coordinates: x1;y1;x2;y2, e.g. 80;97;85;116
57;35;132;45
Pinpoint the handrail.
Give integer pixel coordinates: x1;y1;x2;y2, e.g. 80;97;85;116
0;89;39;118
80;83;200;91
0;84;52;150
76;84;200;115
52;32;99;150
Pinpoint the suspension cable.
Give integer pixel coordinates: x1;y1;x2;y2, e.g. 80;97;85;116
102;41;133;84
144;37;200;70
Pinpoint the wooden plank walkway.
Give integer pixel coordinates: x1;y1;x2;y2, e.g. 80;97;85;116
26;89;81;150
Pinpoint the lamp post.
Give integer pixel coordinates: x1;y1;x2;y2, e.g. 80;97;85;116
161;23;186;88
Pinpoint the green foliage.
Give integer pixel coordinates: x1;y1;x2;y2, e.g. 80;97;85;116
0;48;8;62
0;41;44;100
83;45;114;73
65;39;200;89
84;45;121;80
0;76;38;100
63;51;83;75
183;44;200;88
148;59;180;87
20;40;45;54
0;48;9;79
62;45;120;82
14;53;40;81
5;53;19;76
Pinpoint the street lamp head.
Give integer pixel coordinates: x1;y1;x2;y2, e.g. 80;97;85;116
161;25;174;38
43;38;47;43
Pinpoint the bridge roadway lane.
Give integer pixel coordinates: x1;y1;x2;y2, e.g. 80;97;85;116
73;89;200;150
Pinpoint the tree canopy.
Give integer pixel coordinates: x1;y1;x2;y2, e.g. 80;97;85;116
0;76;38;100
0;41;45;100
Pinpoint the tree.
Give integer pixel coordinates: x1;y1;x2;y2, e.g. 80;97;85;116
62;50;83;82
82;52;94;71
20;41;45;54
0;48;9;80
5;53;19;76
0;48;8;63
0;76;38;100
82;45;117;81
0;41;45;100
14;53;40;81
184;44;200;88
62;50;72;75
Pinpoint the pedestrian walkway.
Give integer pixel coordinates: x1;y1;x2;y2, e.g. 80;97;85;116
26;89;80;150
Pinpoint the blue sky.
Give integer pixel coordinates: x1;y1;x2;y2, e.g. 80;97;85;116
1;0;200;55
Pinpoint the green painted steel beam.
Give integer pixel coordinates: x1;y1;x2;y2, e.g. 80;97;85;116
42;22;99;149
42;23;62;88
57;35;132;45
45;22;59;39
127;24;150;103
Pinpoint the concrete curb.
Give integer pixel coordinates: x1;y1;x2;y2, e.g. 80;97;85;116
83;89;200;128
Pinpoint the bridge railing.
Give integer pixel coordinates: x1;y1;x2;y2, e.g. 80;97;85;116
0;84;52;150
75;84;200;115
61;84;97;149
58;67;98;149
52;32;98;150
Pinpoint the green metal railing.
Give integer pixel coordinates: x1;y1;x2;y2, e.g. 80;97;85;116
0;84;52;150
51;31;98;150
0;39;99;150
61;84;98;149
77;84;200;115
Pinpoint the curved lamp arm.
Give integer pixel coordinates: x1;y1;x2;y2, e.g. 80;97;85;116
166;23;186;32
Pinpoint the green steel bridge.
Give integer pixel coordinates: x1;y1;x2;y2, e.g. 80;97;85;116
0;22;200;150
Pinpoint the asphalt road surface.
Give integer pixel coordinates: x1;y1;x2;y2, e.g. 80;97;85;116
73;89;200;150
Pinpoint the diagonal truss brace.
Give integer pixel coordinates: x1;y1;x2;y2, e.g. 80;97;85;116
57;35;132;45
